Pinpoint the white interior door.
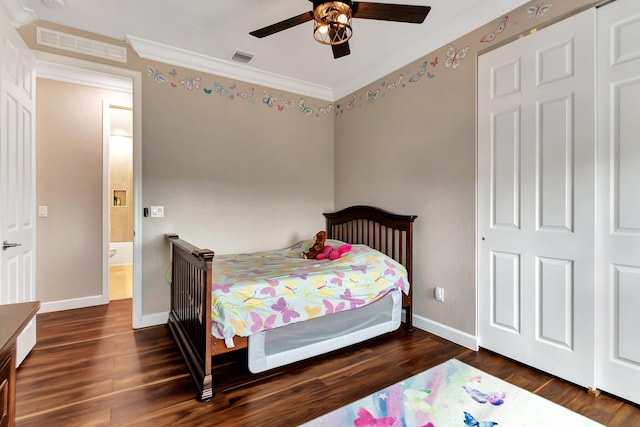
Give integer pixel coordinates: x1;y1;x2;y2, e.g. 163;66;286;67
478;9;596;388
0;8;37;366
596;0;640;405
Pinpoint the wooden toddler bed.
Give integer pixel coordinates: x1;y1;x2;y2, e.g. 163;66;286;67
166;205;416;401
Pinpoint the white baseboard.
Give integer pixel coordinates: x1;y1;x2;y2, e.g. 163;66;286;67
38;299;475;352
137;311;169;329
40;295;168;329
39;295;105;313
413;314;479;351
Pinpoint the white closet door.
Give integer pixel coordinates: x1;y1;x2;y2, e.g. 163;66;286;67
596;0;640;405
478;9;596;388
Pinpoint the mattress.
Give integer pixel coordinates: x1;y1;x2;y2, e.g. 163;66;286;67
211;240;409;340
247;288;402;373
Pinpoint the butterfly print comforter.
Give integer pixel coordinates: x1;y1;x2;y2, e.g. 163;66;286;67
210;241;409;339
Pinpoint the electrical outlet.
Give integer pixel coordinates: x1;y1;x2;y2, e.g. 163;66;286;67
434;287;445;302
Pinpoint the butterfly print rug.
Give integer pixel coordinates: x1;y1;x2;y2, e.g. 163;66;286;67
300;358;603;427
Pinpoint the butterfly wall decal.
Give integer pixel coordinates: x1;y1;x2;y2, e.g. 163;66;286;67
445;45;471;69
345;94;359;110
214;82;227;96
481;16;508;43
263;91;277;107
319;104;333;114
180;76;201;91
367;88;380;103
409;61;428;82
387;74;403;91
147;65;166;83
528;3;552;18
237;87;255;99
299;99;313;116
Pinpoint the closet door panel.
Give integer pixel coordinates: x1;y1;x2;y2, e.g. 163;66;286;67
536;95;574;232
596;0;640;405
615;80;640;231
478;8;595;388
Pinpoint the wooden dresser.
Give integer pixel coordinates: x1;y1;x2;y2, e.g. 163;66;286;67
0;302;40;427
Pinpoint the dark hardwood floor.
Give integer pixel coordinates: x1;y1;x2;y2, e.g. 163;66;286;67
15;299;640;426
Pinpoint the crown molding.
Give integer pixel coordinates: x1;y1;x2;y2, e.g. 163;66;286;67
36;58;133;93
0;0;37;26
126;35;335;102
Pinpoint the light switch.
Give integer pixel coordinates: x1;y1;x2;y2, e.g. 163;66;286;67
38;206;48;217
150;206;164;218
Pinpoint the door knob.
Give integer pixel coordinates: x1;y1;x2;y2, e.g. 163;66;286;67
2;241;22;251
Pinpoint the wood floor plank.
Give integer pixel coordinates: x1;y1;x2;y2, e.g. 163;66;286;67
15;299;640;426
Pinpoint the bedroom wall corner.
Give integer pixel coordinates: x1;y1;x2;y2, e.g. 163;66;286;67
333;0;600;338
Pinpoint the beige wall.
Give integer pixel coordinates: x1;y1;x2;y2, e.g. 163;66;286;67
334;0;599;335
22;0;598;333
36;79;131;302
22;21;334;314
139;69;334;314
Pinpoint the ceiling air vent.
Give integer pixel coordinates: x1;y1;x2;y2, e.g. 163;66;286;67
231;50;254;64
36;27;127;63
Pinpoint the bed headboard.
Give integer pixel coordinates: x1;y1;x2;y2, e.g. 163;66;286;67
324;205;417;330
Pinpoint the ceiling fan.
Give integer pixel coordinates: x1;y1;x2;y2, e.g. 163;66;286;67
249;1;431;59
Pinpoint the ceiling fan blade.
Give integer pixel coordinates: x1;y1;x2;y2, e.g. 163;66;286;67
332;42;351;59
352;2;431;23
249;11;314;38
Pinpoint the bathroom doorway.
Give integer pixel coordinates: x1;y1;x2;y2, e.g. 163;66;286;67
106;104;133;300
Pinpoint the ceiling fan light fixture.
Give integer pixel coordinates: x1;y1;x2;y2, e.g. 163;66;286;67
312;1;352;45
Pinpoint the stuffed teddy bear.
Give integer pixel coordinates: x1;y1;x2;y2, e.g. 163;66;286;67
316;243;352;260
302;231;327;259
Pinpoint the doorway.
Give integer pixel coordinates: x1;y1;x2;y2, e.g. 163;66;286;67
35;53;143;328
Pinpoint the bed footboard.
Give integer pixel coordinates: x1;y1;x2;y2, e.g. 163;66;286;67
166;234;214;402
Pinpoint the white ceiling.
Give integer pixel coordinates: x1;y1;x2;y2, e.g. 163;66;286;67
2;0;529;100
